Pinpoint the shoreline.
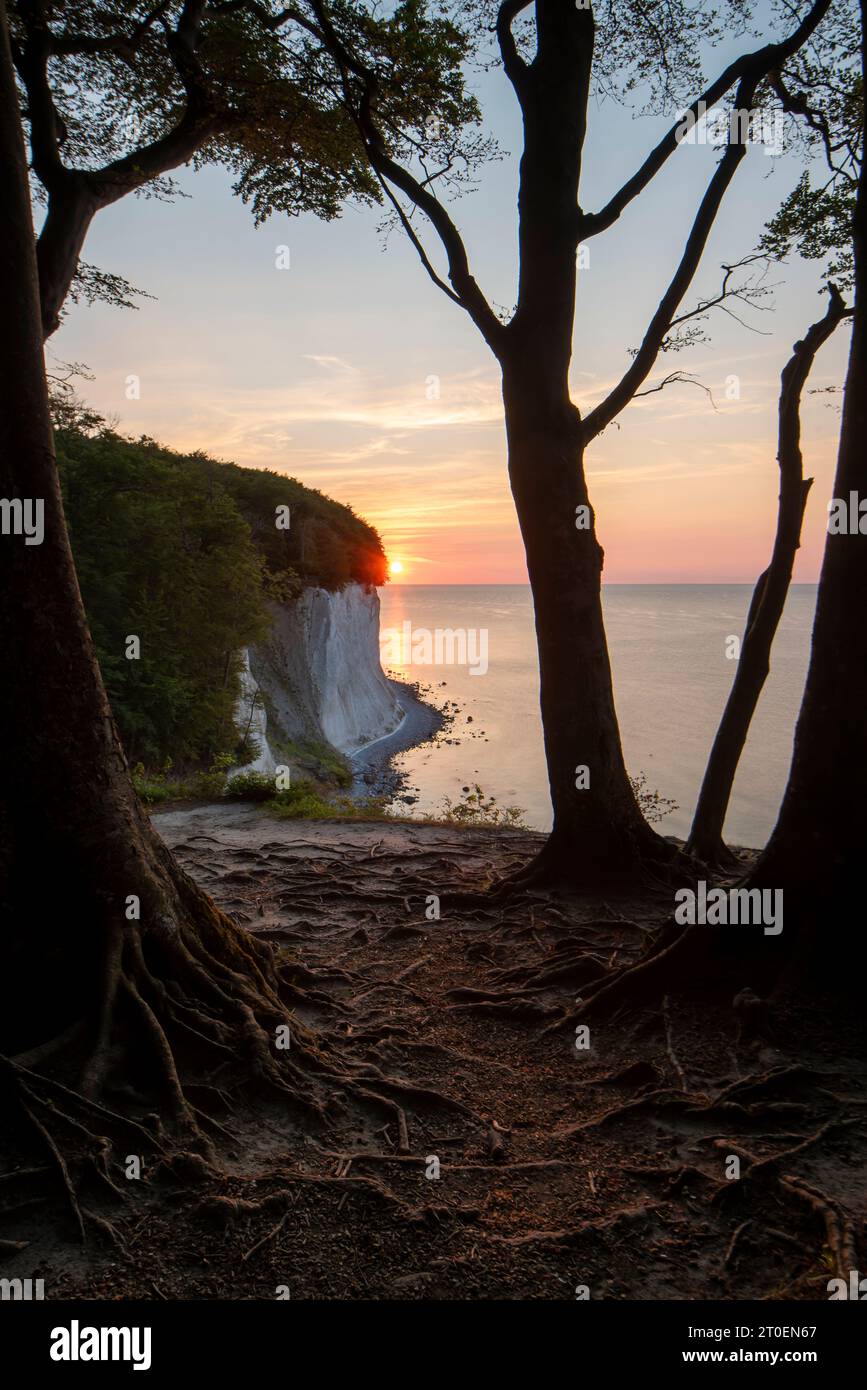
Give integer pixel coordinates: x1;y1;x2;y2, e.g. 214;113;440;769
349;676;447;807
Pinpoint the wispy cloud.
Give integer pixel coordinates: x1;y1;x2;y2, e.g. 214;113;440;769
302;354;359;373
141;364;504;450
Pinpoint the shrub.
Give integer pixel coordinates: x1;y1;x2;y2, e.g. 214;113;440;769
265;779;344;819
629;772;677;824
438;784;526;828
224;771;278;801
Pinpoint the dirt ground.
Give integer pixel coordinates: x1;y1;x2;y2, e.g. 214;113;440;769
8;807;866;1301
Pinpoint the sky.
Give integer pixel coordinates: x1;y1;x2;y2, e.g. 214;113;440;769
48;8;850;585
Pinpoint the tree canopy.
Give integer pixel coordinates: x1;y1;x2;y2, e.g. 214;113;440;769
11;0;484;333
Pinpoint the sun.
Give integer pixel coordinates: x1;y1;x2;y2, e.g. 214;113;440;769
389;560;404;576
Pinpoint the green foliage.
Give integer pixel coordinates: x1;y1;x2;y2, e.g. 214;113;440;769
198;752;237;797
67;262;154;318
13;2;382;227
759;2;861;285
197;455;387;590
264;779;353;819
761;171;857;288
14;1;485;318
223;771;278;801
439;783;526;829
296;738;354;787
58;428;268;766
132;763;178;806
132;753;235;804
57;419;387;772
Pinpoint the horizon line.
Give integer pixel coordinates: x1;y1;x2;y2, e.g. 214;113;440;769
379;580;821;588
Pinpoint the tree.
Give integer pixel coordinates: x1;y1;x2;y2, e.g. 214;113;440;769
251;0;832;885
9;0;382;338
0;0;340;1232
687;1;864;867
687;283;852;866
572;0;865;1009
745;0;866;977
1;0;474;1239
57;425;270;765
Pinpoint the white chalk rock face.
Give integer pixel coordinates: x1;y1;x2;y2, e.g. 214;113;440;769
302;584;404;752
231;651;277;777
232;583;402;775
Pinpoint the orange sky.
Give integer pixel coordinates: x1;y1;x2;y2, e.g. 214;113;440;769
69;336;844;585
51;84;851;586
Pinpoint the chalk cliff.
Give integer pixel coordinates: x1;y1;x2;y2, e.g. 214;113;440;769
232;583;402;776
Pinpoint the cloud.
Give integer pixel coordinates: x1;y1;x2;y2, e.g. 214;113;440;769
131;363;505;448
302;354;359;373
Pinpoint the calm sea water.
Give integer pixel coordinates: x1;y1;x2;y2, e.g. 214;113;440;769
378;584;818;848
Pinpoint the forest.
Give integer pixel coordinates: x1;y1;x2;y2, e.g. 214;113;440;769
0;0;865;1353
56;418;386;765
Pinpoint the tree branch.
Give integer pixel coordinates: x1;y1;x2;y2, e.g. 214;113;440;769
374;171;463;306
687;282;850;861
365;140;506;352
583;75;761;442
768;67;858;187
581;0;832;240
496;0;533;97
634;371;717;409
306;0;506;354
92;106;225;205
49;3;172;60
12;11;65;190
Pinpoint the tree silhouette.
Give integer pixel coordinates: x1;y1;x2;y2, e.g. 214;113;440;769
269;0;833;884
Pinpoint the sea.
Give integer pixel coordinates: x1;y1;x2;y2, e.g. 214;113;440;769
377;584;818;849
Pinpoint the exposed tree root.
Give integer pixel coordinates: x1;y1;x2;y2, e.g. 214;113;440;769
778;1175;858;1280
685;833;739;872
1;817;463;1244
13;815;863;1297
710;1117;858;1193
491;1200;666;1249
548;923;711;1027
439;816;689;911
723;1218;753;1268
662;995;688;1091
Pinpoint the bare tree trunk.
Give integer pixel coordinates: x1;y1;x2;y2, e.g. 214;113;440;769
583;15;867;1009
502;355;661;882
748;63;867;979
488;0;666;886
0;4;327;1216
688;286;850;865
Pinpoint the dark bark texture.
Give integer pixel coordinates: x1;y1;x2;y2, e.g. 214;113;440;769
0;5;329;1208
688;286;850;866
495;0;662;881
749;88;867;960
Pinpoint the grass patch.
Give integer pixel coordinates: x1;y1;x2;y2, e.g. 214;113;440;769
264;780;387;820
133;753;235;806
